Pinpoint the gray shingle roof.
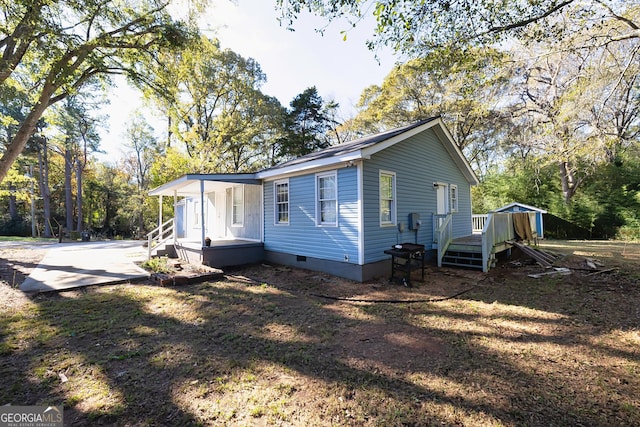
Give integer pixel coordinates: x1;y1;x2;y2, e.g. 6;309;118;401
262;117;440;172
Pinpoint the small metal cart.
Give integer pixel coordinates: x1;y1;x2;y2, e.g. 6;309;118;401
384;243;426;287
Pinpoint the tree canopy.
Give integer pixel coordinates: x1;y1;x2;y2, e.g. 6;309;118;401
277;86;339;159
276;0;640;55
141;35;286;173
345;47;509;175
0;0;200;183
2;1;639;240
334;2;640;235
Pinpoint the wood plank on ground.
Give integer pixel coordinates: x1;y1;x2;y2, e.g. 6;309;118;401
508;240;557;267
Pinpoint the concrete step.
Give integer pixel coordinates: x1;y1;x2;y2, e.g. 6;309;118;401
152;244;178;259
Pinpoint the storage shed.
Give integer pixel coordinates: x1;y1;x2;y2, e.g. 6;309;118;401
492;202;547;239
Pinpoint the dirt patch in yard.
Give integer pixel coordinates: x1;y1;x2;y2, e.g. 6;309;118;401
0;243;48;311
334;322;449;373
1;239;639;426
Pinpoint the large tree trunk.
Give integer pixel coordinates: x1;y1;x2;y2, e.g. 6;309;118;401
103;188;113;238
559;161;583;204
76;159;83;232
38;141;52;238
138;192;145;239
8;183;18;220
64;145;74;233
0;84;55;183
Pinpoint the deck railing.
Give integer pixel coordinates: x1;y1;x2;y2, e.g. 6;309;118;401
433;213;453;267
481;212;522;272
146;218;175;259
472;214;488;234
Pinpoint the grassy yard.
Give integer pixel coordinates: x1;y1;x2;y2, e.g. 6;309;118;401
1;240;639;426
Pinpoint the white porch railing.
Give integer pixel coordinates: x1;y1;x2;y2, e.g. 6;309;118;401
433;213;453;267
146;218;175;260
472;214;488;234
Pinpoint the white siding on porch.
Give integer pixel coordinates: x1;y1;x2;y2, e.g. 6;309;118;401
182;184;262;242
227;184;261;240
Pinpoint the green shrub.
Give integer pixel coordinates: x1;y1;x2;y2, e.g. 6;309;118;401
140;256;172;273
0;217;31;236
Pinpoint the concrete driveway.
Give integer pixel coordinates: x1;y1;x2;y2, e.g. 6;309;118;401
19;240;150;293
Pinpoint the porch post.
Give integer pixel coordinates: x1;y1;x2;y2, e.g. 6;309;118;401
158;195;163;236
200;179;206;247
173;190;178;243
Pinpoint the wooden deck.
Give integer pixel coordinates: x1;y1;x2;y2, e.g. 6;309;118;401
448;234;482;252
442;233;515;270
451;235;482;246
449;234;513;253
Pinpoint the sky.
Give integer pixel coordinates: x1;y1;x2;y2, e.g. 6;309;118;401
98;0;398;161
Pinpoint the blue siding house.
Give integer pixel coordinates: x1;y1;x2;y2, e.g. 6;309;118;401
149;117;479;281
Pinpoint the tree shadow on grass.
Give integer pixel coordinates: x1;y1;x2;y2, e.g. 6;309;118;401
0;271;639;425
0;258;41;286
363;276;640;425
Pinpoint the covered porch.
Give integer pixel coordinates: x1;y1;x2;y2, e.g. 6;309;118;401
148;174;265;268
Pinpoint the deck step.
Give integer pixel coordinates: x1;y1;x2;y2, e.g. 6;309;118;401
442;249;484;270
442;257;482;267
442;259;483;267
445;250;482;259
447;244;482;253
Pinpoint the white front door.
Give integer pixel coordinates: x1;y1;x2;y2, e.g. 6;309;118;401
215;191;226;238
175;202;185;238
206;192;215;239
436;183;449;226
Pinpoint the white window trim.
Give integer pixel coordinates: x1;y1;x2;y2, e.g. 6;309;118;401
232;185;244;227
379;170;397;227
315;170;338;227
450;184;458;213
274;179;290;225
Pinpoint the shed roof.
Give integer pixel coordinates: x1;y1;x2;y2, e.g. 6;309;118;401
492;202;547;213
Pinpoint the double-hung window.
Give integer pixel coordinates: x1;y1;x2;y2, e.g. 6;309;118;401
274;180;289;225
193;200;200;226
316;171;337;226
379;171;396;225
232;185;244;226
449;184;458;213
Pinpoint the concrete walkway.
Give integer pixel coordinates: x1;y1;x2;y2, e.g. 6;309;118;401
19;240;150;293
